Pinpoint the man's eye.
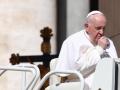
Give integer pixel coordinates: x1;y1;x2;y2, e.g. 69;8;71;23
95;27;105;30
95;27;101;30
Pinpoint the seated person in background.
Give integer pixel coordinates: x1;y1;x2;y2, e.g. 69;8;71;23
55;10;118;90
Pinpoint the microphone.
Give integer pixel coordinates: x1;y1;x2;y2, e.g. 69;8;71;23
106;38;110;49
101;39;110;58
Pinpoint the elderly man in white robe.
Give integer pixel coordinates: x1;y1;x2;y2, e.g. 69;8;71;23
55;11;118;90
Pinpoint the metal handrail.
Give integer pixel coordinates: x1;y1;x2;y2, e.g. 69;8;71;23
35;70;84;90
15;64;41;90
0;64;40;90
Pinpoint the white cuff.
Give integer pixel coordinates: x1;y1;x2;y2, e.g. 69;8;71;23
95;45;104;55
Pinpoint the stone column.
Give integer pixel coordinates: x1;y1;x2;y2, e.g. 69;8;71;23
67;0;89;36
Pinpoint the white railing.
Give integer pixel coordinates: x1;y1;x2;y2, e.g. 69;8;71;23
35;70;84;90
0;63;40;90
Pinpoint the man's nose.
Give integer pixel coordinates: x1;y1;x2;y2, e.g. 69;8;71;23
99;29;104;34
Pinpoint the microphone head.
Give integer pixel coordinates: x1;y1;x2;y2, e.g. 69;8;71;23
106;38;110;49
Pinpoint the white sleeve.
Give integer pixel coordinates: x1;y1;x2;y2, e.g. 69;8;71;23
55;40;74;71
107;40;118;58
75;45;104;75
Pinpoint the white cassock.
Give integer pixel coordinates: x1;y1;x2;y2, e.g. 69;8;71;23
55;30;118;89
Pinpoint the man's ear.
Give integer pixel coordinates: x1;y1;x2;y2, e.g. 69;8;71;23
84;23;89;34
84;23;88;28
